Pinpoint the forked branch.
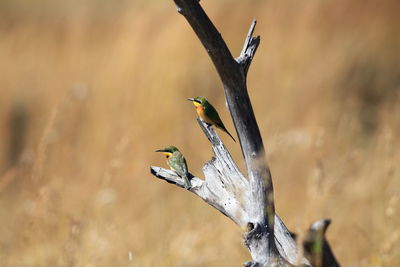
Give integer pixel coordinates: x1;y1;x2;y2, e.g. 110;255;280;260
172;0;278;264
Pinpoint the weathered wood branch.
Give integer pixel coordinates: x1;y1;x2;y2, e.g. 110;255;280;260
152;118;248;226
237;19;261;77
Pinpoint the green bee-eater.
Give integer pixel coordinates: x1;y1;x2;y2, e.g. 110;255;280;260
188;96;236;142
155;146;191;189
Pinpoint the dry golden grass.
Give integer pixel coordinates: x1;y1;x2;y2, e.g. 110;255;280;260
0;0;399;266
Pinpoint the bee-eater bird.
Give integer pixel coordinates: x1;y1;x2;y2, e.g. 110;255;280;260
155;146;191;189
187;96;236;142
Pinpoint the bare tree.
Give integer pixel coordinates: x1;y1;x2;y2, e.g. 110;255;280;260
150;1;339;266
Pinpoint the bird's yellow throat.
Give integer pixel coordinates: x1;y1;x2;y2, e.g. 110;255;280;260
192;101;201;107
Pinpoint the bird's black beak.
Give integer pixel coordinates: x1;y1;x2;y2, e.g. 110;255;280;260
187;98;195;102
155;149;167;153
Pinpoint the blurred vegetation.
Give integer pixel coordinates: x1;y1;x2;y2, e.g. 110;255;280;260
0;0;399;266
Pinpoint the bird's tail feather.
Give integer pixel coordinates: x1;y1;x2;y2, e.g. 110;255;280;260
183;175;191;189
225;129;236;142
217;123;236;142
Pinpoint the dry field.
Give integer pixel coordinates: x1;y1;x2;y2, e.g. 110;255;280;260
0;0;399;266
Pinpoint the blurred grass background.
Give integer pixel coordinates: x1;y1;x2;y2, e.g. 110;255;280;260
0;0;399;266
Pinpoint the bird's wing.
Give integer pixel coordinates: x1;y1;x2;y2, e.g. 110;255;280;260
169;152;188;178
204;101;236;142
181;156;189;176
204;101;224;125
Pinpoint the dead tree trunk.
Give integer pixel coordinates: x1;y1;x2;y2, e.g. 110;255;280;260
150;0;314;266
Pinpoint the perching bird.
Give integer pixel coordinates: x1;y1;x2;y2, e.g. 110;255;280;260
155;146;191;189
187;97;236;142
302;219;340;267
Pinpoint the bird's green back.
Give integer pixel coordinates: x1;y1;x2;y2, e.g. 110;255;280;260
168;151;188;178
202;99;224;125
